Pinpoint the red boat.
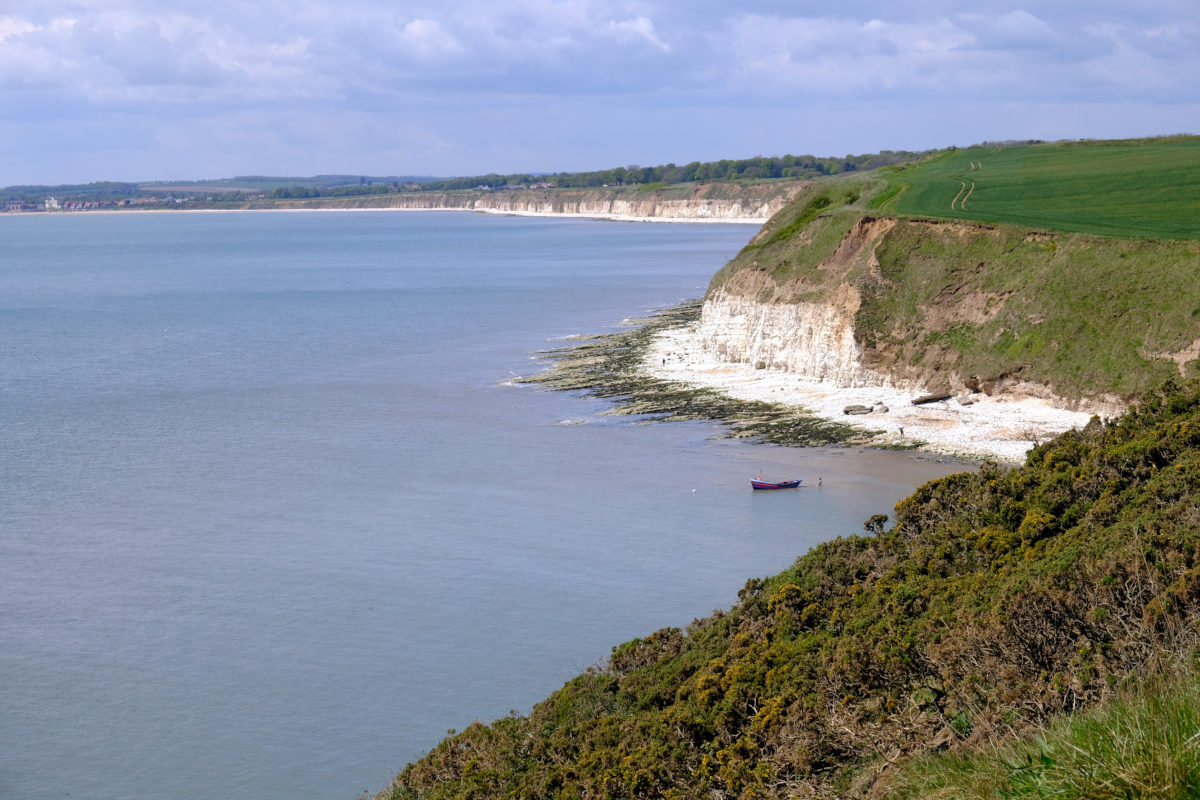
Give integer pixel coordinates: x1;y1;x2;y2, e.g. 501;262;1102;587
751;478;802;490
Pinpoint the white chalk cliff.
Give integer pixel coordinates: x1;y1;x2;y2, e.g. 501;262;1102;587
695;215;920;392
698;290;902;388
275;184;807;223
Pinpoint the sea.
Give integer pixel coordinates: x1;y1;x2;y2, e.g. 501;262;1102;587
0;210;967;800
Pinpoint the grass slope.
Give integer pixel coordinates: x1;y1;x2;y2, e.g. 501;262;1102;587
381;379;1200;800
884;136;1200;240
855;220;1200;399
890;668;1200;799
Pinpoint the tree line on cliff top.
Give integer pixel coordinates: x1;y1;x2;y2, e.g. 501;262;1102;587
416;150;927;192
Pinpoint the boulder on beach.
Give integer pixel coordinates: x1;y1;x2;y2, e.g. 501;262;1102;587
912;393;953;406
843;404;873;415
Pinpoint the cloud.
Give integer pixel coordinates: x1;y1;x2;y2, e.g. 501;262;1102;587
9;2;1170;109
395;18;464;60
957;9;1059;50
606;16;671;53
66;16;228;89
718;8;1200;104
0;15;37;42
1078;21;1199;100
0;1;1196;183
724;15;976;95
0;6;341;104
0;1;692;102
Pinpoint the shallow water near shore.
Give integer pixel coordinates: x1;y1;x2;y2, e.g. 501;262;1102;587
1;211;968;800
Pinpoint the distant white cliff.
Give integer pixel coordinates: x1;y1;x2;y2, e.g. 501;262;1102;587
274;183;808;224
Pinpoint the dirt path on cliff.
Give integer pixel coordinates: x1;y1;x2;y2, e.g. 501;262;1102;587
951;161;982;209
951;181;967;210
960;181;976;209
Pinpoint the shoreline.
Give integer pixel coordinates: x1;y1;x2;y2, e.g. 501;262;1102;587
471;207;767;224
518;301;869;449
640;321;1115;464
2;206;767;225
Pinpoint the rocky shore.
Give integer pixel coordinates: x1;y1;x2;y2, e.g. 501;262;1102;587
522;301;1118;463
517;302;870;448
642;321;1112;463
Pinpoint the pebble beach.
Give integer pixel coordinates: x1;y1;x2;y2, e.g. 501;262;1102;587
643;323;1116;464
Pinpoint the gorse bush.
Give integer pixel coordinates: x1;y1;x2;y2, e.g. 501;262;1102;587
382;379;1200;799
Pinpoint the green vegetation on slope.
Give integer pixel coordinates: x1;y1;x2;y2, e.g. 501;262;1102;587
890;668;1200;799
709;175;885;289
382;379;1200;800
855;221;1200;399
887;136;1200;239
706;138;1200;402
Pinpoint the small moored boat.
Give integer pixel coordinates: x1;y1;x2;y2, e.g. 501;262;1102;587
751;478;802;490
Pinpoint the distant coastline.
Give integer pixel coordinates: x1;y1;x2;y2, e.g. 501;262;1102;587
3;205;768;224
2;182;805;225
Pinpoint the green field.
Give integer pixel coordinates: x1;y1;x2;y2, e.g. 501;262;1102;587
891;666;1200;799
880;136;1200;239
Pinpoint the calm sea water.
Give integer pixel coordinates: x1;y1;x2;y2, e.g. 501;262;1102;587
1;211;966;800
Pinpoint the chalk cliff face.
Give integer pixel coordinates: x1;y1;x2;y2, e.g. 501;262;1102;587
698;215;917;391
699;291;901;388
278;183;807;223
470;191;783;222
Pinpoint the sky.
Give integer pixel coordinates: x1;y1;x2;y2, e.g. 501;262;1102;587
1;1;1197;185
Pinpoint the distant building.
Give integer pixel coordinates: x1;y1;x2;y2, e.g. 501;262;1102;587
44;196;60;210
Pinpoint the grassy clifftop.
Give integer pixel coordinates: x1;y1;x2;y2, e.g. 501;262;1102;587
707;137;1200;403
883;135;1200;239
382;378;1200;799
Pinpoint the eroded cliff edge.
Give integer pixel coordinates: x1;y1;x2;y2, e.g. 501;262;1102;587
685;178;1200;418
514;174;1199;460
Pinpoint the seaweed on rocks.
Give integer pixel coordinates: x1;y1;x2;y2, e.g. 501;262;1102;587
518;300;871;447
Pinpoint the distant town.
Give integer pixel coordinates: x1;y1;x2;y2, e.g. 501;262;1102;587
4;193;277;213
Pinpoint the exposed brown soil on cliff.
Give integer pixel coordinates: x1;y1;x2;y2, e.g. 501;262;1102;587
819;216;896;279
708;213;1137;415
